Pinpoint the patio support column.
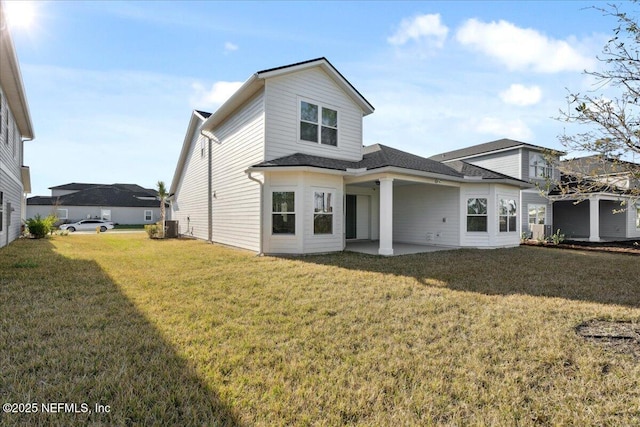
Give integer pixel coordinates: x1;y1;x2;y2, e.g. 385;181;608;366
378;177;394;256
589;197;600;242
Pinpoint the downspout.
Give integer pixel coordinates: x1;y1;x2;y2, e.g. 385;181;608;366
200;131;213;243
246;170;264;255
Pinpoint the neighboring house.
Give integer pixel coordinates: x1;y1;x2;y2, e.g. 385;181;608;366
27;183;163;225
431;139;563;240
0;2;35;248
550;155;640;241
170;58;531;255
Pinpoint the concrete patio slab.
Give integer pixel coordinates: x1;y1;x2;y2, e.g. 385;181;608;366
345;241;458;256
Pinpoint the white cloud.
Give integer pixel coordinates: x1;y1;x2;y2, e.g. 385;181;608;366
191;81;243;109
500;84;542;106
456;18;593;73
388;14;449;49
473;117;533;140
224;42;238;53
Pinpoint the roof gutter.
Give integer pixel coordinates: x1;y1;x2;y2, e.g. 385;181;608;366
245;171;264;256
200;130;214;243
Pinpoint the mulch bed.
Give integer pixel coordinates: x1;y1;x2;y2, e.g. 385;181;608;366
522;239;640;255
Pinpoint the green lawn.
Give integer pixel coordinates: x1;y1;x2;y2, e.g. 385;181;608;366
1;234;640;426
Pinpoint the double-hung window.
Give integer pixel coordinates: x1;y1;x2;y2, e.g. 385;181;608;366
144;210;153;221
272;191;295;234
529;153;552;179
499;199;517;232
467;198;487;232
528;204;545;227
313;191;333;234
0;192;3;232
300;100;338;146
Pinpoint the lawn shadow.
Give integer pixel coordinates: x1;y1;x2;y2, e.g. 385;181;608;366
0;239;241;427
296;246;640;308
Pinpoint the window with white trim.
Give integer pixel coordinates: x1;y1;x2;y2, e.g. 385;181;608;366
499;199;517;232
529;153;552;179
144;210;153;221
300;100;338;146
313;191;333;234
528;204;545;228
0;192;3;232
636;204;640;229
272;191;295;234
56;209;68;220
466;198;487;232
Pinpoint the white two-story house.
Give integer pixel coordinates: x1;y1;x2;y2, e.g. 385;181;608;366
431;139;562;240
0;2;35;248
170;58;531;255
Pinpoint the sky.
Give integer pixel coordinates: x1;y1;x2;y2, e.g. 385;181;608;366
4;0;625;196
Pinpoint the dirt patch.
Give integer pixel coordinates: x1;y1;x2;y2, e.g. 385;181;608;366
576;320;640;359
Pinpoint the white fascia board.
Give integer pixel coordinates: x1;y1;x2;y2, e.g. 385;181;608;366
201;74;264;131
0;11;34;139
257;59;374;116
169;112;206;195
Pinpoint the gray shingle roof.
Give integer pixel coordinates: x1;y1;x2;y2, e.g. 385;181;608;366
28;184;162;207
429;138;555;162
253;144;529;184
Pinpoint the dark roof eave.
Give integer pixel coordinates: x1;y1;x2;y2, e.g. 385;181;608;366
248;164;533;187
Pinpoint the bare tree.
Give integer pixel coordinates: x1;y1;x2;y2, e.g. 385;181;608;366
556;2;640;206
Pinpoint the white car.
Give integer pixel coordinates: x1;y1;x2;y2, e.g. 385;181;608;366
59;219;115;232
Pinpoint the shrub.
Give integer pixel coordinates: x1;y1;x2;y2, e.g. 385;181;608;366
144;223;161;239
25;214;57;239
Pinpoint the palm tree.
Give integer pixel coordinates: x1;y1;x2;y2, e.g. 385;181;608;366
157;180;167;238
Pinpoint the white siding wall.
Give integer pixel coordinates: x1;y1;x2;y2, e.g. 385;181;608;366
172;128;210;239
302;172;344;253
463;150;521;180
210;91;265;252
459;184;520;248
493;186;522;247
263;171;345;254
263;172;304;254
0;86;26;248
393;183;460;246
264;67;364;162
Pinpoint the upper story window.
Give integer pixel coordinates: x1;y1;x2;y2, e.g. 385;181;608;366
529;153;552;179
300;100;338;146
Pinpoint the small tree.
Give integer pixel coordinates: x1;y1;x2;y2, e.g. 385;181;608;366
157;180;167;238
556;2;640;206
25;214;57;239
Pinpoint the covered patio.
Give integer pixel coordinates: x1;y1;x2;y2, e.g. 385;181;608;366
345;240;458;256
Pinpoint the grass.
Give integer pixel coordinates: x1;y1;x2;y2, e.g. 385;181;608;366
1;234;640;425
